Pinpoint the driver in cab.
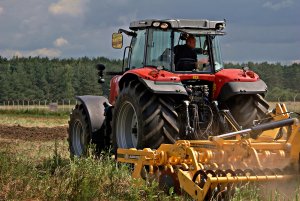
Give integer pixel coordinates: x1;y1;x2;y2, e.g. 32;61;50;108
174;35;209;71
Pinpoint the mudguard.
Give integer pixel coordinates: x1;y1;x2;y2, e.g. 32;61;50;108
118;70;188;96
76;95;109;133
139;78;188;95
218;79;268;101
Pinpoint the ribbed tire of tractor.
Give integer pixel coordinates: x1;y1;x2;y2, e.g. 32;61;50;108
227;94;270;129
68;104;92;157
112;80;179;151
68;104;107;158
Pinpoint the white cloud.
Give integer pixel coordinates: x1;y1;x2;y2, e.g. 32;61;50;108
30;48;61;57
0;6;4;15
263;0;294;10
54;37;69;47
49;0;88;17
1;50;23;58
0;48;61;58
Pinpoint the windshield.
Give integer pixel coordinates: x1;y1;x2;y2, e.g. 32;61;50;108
129;28;224;72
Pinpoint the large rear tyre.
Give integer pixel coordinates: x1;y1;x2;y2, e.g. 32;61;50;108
227;94;269;129
112;80;179;150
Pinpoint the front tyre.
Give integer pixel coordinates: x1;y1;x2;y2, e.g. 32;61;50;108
68;104;91;157
112;80;179;150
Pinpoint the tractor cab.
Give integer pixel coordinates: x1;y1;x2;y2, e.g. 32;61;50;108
112;19;226;73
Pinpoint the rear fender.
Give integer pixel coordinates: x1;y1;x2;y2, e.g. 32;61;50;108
218;80;268;101
76;95;109;133
119;73;188;96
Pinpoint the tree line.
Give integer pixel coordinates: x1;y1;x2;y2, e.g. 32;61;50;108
0;56;299;102
0;56;122;102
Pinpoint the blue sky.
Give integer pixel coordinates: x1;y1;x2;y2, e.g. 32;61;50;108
0;0;299;63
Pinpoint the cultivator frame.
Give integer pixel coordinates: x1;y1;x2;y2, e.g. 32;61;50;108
117;104;300;200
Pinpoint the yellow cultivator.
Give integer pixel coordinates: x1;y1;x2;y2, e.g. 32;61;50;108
117;104;300;200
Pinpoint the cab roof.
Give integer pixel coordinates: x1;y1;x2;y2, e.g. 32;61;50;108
129;19;226;32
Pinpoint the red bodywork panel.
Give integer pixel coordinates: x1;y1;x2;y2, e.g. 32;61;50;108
109;67;260;105
109;75;121;105
213;68;260;99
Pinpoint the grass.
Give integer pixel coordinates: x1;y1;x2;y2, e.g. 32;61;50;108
0;111;186;200
0;109;69;127
232;182;300;201
269;102;300;113
0;108;70;118
0;144;186;201
1;141;298;201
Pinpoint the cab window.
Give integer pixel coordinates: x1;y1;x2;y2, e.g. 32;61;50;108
129;29;146;69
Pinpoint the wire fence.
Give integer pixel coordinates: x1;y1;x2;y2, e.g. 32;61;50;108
0;99;299;113
0;99;78;112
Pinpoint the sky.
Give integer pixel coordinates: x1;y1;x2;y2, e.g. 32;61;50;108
0;0;299;63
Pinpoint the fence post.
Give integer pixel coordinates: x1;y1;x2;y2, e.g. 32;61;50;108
293;94;298;112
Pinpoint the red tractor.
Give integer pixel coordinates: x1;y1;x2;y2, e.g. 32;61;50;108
68;19;269;157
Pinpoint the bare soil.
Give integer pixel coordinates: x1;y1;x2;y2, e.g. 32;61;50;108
0;124;68;141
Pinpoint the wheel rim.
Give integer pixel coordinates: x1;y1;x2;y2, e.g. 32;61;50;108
116;101;138;148
72;119;87;155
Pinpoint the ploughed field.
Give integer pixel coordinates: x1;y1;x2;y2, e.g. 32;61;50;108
0;124;67;142
0;112;70;161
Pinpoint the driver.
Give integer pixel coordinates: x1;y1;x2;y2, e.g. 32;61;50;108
174;35;197;67
174;35;210;71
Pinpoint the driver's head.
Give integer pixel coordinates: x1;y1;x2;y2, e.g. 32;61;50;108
186;35;196;49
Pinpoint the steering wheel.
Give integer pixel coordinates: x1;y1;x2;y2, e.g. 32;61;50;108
175;58;196;71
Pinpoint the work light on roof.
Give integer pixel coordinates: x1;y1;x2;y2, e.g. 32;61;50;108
216;23;225;30
160;22;169;29
152;21;160;27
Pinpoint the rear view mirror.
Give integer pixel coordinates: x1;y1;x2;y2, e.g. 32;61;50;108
112;33;123;49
